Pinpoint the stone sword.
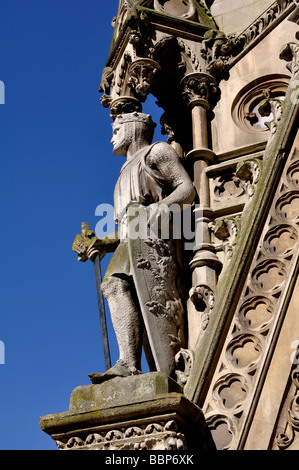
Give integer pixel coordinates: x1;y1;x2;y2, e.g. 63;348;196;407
92;252;112;371
72;222;112;371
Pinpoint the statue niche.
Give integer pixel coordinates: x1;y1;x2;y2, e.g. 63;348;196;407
73;112;195;382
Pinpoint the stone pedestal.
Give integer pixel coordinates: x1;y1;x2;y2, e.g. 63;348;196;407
40;372;214;451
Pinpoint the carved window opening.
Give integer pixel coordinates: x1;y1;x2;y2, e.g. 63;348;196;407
251;95;285;130
231;74;290;133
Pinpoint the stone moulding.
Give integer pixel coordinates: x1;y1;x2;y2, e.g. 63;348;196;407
39;373;215;451
184;40;299;450
228;0;296;70
100;1;296;103
204;105;299;447
202;142;299;450
103;0;217;74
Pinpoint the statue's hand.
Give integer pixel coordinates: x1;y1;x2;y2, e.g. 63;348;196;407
72;232;93;262
86;237;107;262
72;223;119;262
147;203;171;235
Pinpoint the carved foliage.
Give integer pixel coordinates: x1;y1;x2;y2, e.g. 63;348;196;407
136;238;184;334
131;234;186;374
236;159;262;198
211;217;241;270
174;348;194;387
280;41;299;77
230;0;294;65
189;284;215;331
276;365;299;449
56;419;187;451
181;72;218;108
257;90;284;143
213;158;261;202
100;0;294;110
128;59;161;100
199;1;294;78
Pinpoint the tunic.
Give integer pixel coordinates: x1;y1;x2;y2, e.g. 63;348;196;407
103;143;167;281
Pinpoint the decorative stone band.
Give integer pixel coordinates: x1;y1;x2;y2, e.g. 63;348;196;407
228;0;296;70
183;38;299;449
202;121;299;450
39;373;215;451
56;419;187;451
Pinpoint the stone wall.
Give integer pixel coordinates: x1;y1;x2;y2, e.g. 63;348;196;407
210;0;275;34
211;9;298;154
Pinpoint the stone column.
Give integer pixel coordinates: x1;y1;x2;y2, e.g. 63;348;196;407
181;72;222;349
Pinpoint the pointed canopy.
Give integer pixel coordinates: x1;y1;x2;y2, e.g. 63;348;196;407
107;0;218;59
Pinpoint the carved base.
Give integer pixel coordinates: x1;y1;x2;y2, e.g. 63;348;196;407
40;372;215;451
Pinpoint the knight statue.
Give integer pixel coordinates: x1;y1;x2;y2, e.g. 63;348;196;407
73;112;195;383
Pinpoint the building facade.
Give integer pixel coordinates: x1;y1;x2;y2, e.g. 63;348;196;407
40;0;299;450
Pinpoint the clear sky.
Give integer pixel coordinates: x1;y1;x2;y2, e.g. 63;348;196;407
0;1;165;450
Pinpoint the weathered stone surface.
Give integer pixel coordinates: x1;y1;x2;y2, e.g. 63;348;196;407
42;0;299;452
40;373;214;450
69;372;183;413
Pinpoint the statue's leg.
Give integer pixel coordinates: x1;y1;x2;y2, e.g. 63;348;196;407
104;274;143;370
89;275;143;383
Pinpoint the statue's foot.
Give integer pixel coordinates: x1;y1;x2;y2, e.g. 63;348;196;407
88;360;142;384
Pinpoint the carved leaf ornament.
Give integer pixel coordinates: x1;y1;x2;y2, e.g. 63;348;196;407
56;419;187;450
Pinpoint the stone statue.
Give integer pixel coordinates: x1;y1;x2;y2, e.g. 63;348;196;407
73;112;195;383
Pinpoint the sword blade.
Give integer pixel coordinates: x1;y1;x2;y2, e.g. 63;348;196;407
93;253;111;371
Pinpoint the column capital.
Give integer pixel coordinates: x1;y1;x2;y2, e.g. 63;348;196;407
109;96;142;120
128;58;161;102
181;72;218;110
186;148;216;163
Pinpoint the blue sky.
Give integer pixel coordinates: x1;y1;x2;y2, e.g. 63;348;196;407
0;1;165;450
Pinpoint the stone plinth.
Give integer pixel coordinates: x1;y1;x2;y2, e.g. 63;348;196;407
40;372;214;450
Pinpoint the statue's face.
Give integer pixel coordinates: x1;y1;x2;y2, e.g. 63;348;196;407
111;122;129;156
